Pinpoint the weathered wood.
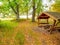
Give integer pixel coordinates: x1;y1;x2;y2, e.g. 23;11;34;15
37;12;60;34
55;27;60;29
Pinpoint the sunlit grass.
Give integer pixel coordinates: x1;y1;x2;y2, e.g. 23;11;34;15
0;20;60;45
0;20;18;45
0;21;18;38
0;21;18;28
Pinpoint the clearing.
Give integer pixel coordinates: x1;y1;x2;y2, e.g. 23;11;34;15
0;20;60;45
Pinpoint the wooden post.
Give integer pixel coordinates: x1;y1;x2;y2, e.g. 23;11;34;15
47;19;49;24
56;19;60;26
38;19;39;26
50;19;56;34
53;20;56;26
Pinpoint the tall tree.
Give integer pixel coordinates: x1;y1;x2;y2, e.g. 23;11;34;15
32;0;36;22
32;0;43;22
8;0;20;20
0;0;44;21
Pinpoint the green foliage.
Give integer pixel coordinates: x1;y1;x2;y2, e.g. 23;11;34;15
0;21;18;31
0;21;18;41
0;0;44;20
36;0;43;15
50;0;60;12
0;0;43;15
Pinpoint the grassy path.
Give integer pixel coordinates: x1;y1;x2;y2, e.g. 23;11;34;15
0;21;60;45
10;21;60;45
9;22;23;45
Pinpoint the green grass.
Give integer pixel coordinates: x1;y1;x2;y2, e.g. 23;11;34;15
0;20;18;44
0;20;26;45
15;31;25;45
0;21;17;29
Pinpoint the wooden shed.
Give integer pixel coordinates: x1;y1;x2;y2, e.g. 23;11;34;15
37;12;60;27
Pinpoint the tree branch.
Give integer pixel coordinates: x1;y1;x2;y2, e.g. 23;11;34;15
8;0;17;14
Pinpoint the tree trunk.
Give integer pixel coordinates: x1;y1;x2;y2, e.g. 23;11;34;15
8;0;20;21
32;0;36;22
16;4;20;20
27;11;29;19
16;12;19;20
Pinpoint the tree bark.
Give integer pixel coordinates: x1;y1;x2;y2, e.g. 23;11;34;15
32;0;36;22
16;4;20;20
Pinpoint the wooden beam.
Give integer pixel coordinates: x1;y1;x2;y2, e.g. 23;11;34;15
56;21;60;26
53;20;56;26
50;19;56;34
47;19;49;24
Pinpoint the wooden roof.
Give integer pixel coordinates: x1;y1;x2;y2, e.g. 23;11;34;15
38;13;50;19
45;12;60;19
38;12;60;20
